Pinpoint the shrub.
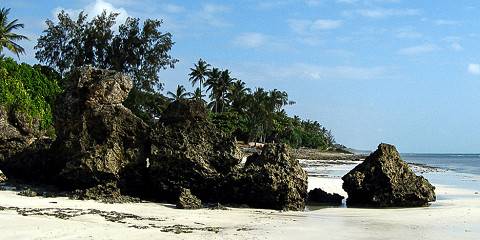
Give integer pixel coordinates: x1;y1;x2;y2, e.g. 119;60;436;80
0;57;61;134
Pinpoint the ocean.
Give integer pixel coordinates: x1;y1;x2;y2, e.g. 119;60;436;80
401;153;480;176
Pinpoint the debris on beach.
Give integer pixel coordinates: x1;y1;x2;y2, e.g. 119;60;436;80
342;143;436;207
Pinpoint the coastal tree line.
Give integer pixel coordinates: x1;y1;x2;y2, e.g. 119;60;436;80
0;7;336;150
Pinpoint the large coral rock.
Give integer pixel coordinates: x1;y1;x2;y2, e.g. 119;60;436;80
176;188;202;209
237;144;308;211
52;66;149;190
0;107;34;164
342;143;436;207
148;100;240;202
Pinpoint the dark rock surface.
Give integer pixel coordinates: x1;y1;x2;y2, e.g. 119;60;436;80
0;107;33;165
307;188;344;206
0;169;6;183
148;100;240;202
51;66;149;190
176;188;202;209
235;144;308;211
342;143;436;207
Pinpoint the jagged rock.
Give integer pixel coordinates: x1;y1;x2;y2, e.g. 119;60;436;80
148;100;240;202
52;66;149;190
307;188;344;205
235;144;308;211
176;188;202;209
69;182;140;203
342;143;436;207
1;138;54;182
0;169;6;183
18;188;38;197
0;107;32;165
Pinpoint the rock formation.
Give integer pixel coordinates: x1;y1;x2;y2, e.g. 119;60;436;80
148;100;240;202
307;188;344;206
176;188;202;209
51;66;149;190
0;107;34;165
342;143;436;207
235;144;308;211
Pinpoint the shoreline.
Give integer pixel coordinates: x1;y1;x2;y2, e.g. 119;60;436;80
1;160;478;239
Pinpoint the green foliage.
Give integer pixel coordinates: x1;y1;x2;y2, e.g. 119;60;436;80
0;57;61;132
35;10;178;121
0;8;28;58
210;111;248;140
188;59;337;149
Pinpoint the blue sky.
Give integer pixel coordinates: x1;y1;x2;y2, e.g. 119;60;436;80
3;0;480;153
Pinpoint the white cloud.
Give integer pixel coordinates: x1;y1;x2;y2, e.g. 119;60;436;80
468;64;480;75
194;3;231;27
288;18;342;34
233;32;268;48
434;19;459;26
53;0;129;27
312;19;343;30
395;27;422;39
164;4;185;14
235;63;390;82
450;42;463;51
353;8;420;18
398;44;438;55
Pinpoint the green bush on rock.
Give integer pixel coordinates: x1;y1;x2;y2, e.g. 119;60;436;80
0;58;61;134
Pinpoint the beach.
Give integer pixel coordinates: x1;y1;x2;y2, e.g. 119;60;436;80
1;159;478;240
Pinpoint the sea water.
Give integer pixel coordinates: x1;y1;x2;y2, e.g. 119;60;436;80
401;153;480;176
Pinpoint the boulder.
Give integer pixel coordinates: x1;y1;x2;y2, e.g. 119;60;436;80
307;188;344;206
148;100;240;202
52;66;149;190
236;144;308;211
342;143;436;207
176;188;202;209
0;107;33;165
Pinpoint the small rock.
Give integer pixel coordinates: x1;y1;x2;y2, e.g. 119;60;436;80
0;170;6;183
176;188;202;209
307;188;344;206
18;188;38;197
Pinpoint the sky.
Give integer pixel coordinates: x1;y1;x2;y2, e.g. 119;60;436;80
3;0;480;153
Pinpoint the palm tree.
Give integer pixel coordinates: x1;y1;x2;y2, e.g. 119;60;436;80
0;8;28;58
167;85;192;101
226;80;250;113
188;58;210;93
205;67;222;112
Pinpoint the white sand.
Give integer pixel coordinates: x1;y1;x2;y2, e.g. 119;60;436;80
1;163;479;240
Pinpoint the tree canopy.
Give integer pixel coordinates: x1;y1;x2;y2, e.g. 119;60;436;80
0;8;28;58
35;10;178;122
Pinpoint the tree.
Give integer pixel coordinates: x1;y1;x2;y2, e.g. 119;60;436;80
226;80;250;113
35;10;178;121
167;85;191;101
0;8;28;58
189;58;210;93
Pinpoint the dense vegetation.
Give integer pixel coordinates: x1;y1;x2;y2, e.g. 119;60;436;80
1;8;337;150
185;60;336;149
35;10;177;122
0;57;61;132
